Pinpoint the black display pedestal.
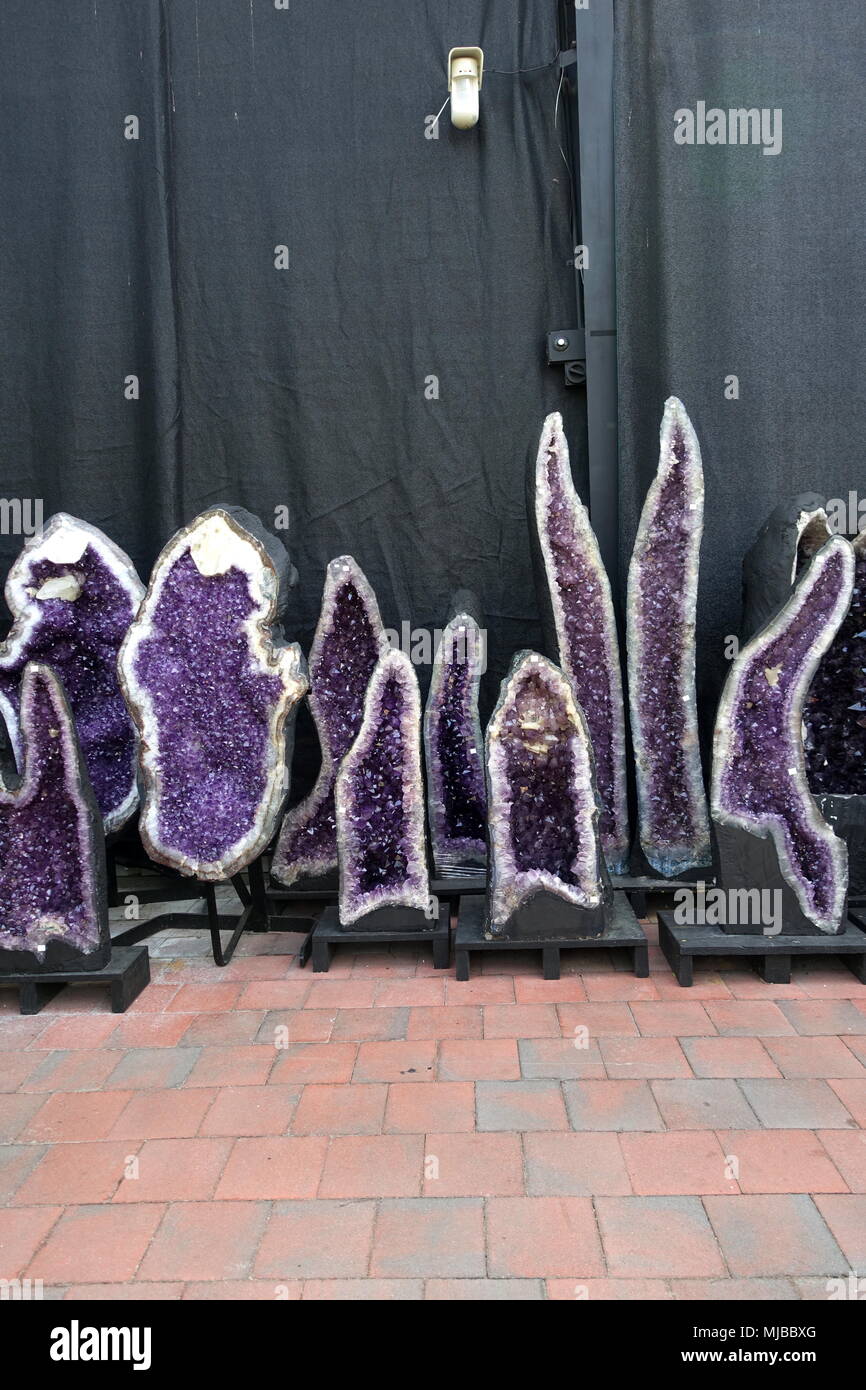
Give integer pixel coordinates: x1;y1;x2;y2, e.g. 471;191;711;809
658;910;866;987
311;903;450;973
610;872;713;916
454;893;647;981
0;944;150;1015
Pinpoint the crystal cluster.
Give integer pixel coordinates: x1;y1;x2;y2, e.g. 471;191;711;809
0;663;107;963
272;557;384;884
486;651;604;932
423;592;487;873
804;531;866;794
0;514;144;833
531;413;629;873
118;508;308;881
627;398;711;876
712;536;855;933
335;648;429;924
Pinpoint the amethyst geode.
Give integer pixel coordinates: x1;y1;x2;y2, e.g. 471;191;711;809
423;591;487;874
486;651;605;933
0;663;108;967
712;536;855;934
118;508;308;881
803;530;866;796
335;648;429;924
272;556;385;885
530;413;629;873
0;514;144;833
627;398;711;876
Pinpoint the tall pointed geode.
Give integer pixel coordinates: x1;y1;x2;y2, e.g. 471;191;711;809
627;398;711;876
530;413;629;873
712;536;855;934
272;556;385;885
0;514;144;833
805;529;866;796
118;508;308;881
0;663;109;969
423;591;487;875
335;648;429;924
741;493;831;639
486;651;606;934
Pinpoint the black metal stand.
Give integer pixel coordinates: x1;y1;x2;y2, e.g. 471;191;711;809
310;903;450;973
111;874;260;967
454;893;647;981
0;944;150;1015
658;909;866;988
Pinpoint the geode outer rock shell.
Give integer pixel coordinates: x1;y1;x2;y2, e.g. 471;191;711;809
627;398;711;876
711;536;855;934
486;650;606;934
423;590;487;875
335;648;429;924
741;493;831;640
272;556;385;885
804;530;866;796
118;508;308;881
0;514;144;833
530;413;629;873
0;663;109;969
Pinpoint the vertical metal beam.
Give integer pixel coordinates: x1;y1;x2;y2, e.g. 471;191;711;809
571;0;619;600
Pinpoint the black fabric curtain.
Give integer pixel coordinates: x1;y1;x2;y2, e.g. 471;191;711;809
2;0;865;786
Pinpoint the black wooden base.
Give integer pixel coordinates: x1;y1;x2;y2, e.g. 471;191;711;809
658;910;866;987
610;873;714;917
454;893;647;981
311;904;450;973
0;945;150;1015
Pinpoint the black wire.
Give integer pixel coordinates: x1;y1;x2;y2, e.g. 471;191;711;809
485;50;561;75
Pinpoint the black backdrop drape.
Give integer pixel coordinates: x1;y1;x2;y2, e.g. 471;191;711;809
1;0;865;793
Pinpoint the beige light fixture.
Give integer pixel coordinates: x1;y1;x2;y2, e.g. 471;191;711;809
448;47;483;129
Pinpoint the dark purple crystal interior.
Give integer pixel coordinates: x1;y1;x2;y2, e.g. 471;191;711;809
633;424;704;844
280;578;382;867
433;646;486;847
720;546;849;920
0;671;98;952
544;447;619;849
133;550;282;862
805;545;866;794
0;544;137;824
503;669;583;885
346;672;410;893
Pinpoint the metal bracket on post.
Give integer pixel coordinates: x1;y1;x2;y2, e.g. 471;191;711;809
547;329;586;385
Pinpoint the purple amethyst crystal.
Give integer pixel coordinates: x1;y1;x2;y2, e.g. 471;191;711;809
272;556;385;885
118;509;308;881
804;530;866;795
0;663;108;965
531;413;629;873
712;536;855;933
423;592;487;874
0;514;144;833
335;648;429;923
742;494;831;639
486;650;605;933
627;398;711;876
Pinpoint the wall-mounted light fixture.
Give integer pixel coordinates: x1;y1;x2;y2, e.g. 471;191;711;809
448;47;483;129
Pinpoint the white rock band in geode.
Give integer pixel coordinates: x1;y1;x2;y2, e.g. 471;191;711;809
272;556;385;886
0;663;107;963
486;650;604;934
627;397;711;876
0;514;144;834
335;647;430;924
118;508;308;881
531;413;630;874
711;535;855;934
423;591;487;875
